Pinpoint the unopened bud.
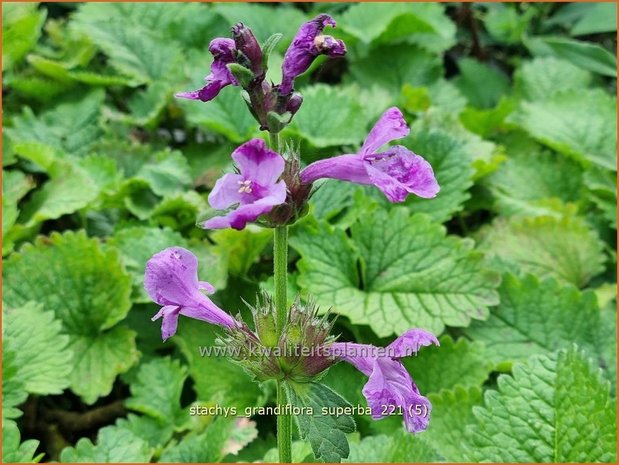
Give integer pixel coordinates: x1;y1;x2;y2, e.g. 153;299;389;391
232;23;263;75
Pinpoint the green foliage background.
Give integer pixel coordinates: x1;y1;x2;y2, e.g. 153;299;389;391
2;2;617;463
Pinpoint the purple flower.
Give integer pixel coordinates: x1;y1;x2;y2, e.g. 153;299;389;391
145;247;237;341
176;38;238;102
300;107;440;202
328;329;439;433
280;14;346;95
203;139;287;230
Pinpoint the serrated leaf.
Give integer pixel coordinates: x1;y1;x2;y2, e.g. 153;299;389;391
126;357;189;427
484;145;584;217
514;57;592;101
6;90;105;156
181;85;259;143
511;89;616;170
286;381;356;463
3;302;73;395
465;274;603;367
2;170;35;237
424;386;482;462
114;414;174;449
463;348;617;462
68;326;139;405
2;421;42;463
59;424;152;463
340;3;455;53
174;319;265;410
211;226;272;276
3;231;137;404
2;3;46;71
292;208;500;337
477;214;606;287
484;3;534;45
71;3;182;84
584;166;618;229
404;335;492;394
286;85;369;148
2;349;27;421
348;44;442;93
345;429;438;463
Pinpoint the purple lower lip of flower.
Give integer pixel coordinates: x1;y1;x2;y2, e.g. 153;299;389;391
175;38;238;103
144;247;237;341
280;14;347;95
300;107;440;202
327;328;439;433
202;138;287;230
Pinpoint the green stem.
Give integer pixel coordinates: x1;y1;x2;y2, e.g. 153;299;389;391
269;130;292;463
277;382;292;463
269;131;280;152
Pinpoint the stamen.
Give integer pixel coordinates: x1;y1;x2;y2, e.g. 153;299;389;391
237;179;253;194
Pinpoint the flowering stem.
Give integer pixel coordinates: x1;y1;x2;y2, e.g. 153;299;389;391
269;130;292;463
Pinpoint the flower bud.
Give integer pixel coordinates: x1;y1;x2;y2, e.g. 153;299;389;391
286;92;304;117
231;23;263;76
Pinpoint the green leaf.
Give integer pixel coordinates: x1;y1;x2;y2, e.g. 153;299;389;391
465;274;603;367
463;347;617;462
287;85;368;148
114;414;174;449
211;226;273;276
181;86;259;143
3;231;137;404
571;3;617;36
72;3;182;83
3;302;73;395
108;226;187;302
174;319;266;410
453;58;509;109
2;421;42;463
345;429;438;463
2;169;35;238
59;424;152;463
348;45;442;93
286;381;356;463
511;89;616;171
402;129;474;223
2;3;46;71
125;81;172;126
484;145;584;217
159;417;257;462
2;349;27;421
584;166;618;229
477;214;606;287
292;208;500;337
6;90;105;156
126;357;189;427
404;335;492;394
134;150;192;197
513;57;592;101
424;386;482;462
525;35;617;77
483;3;534;45
68;326;139;405
3;231;132;333
340;3;455;53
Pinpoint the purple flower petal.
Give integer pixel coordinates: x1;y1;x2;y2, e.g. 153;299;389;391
151;305;181;341
362;358;431;433
300;154;370;185
328;342;376;376
280;14;346;95
203;181;286;230
387;328;440;359
175;38;238;103
364;146;440;201
209;173;245;210
204;139;287;230
231;139;285;186
361;107;410;155
144;247;237;340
